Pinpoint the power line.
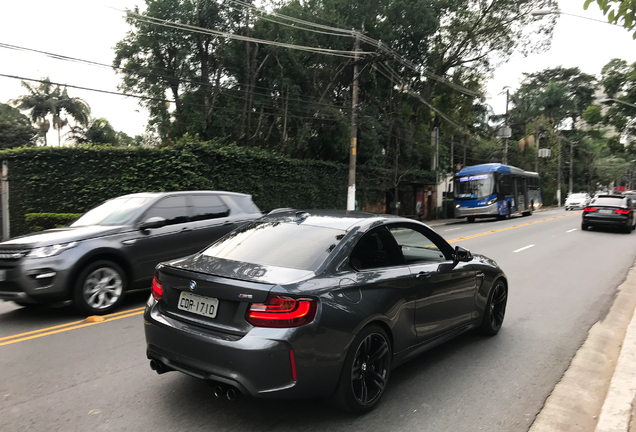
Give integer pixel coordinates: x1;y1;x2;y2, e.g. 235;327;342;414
218;0;481;98
114;7;372;59
0;42;351;113
372;63;469;133
0;73;344;122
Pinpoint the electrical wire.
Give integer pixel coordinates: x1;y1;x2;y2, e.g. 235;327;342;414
114;7;371;58
372;63;468;133
0;73;344;122
0;42;351;113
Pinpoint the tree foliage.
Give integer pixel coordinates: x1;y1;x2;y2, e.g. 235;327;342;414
0;103;38;149
584;0;636;38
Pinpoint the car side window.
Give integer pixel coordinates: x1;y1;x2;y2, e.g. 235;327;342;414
143;196;189;225
350;227;404;271
191;195;230;221
388;226;447;264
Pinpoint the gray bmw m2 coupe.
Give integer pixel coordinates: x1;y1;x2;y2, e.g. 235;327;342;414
144;210;508;413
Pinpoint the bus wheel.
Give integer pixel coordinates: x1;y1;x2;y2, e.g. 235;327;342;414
467;216;476;223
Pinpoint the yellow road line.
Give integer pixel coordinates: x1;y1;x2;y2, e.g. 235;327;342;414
0;306;145;345
0;211;580;347
446;212;581;244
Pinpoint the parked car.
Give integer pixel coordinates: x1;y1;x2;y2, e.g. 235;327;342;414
0;191;262;314
144;210;508;413
565;193;591;211
582;195;636;233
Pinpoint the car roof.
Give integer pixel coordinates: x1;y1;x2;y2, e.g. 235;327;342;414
594;195;625;200
259;210;424;231
114;190;252;199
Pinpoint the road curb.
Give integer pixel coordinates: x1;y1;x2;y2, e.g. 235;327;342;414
595;284;636;432
529;264;636;432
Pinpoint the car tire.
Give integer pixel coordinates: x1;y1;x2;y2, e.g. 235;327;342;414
480;280;507;336
467;216;476;223
333;324;392;414
73;260;127;316
582;223;588;231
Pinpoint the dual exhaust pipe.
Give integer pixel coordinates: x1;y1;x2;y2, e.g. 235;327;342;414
149;360;242;401
212;384;242;401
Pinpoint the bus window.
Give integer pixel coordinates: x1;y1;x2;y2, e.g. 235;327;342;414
499;175;513;196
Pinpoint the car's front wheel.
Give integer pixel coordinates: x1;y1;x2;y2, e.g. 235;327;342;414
334;324;392;414
480;280;507;336
73;260;126;315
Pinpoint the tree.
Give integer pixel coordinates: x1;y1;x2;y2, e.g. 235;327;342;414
582;105;603;127
12;78;90;146
584;0;636;39
0;103;38;148
67;118;119;145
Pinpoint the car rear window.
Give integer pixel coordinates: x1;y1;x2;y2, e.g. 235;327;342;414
230;195;261;214
201;222;344;271
593;197;625;207
569;194;585;199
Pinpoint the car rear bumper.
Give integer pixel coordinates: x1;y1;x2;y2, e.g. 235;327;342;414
583;215;630;227
144;298;349;399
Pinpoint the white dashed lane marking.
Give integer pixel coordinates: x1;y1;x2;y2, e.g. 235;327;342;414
514;244;535;253
567;228;577;233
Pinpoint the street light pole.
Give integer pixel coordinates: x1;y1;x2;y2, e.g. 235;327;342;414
558;136;562;207
569;139;574;194
347;34;360;211
503;88;510;165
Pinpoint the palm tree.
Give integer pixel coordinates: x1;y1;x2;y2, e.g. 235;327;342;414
12;78;91;146
67;118;118;145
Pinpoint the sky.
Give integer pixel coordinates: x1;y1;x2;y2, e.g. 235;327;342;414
0;1;635;145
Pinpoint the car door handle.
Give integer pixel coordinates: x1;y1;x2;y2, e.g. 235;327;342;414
416;272;432;279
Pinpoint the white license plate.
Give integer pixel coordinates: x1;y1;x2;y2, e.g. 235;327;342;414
178;291;219;318
0;270;6;281
599;209;613;214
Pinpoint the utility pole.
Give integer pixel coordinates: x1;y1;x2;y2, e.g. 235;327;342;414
503;88;510;165
557;136;562;207
435;127;439;219
569;139;574;195
347;33;360;211
535;132;540;173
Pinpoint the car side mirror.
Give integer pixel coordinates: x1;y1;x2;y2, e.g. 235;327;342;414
140;216;167;231
454;246;472;262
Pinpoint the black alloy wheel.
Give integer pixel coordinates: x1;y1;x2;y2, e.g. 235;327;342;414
334;325;391;414
480;281;507;336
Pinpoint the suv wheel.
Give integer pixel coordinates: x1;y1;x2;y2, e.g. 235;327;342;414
73;260;126;315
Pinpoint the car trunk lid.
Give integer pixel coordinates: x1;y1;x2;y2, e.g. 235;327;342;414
157;264;276;335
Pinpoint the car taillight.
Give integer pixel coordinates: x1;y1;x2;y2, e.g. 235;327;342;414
151;275;163;301
584;207;597;212
615;209;630;214
246;295;317;328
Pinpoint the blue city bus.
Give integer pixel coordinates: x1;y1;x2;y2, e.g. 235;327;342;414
453;163;542;223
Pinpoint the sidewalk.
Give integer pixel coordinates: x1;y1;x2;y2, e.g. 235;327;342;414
530;263;636;432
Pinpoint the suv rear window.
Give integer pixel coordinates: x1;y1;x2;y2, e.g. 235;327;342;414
202;222;344;271
231;195;261;214
593;197;625;207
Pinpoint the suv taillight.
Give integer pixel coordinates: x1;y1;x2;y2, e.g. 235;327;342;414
151;275;163;301
615;209;630;214
584;207;597;212
246;295;317;328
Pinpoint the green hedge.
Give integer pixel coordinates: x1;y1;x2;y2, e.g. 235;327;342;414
25;213;82;232
1;139;433;236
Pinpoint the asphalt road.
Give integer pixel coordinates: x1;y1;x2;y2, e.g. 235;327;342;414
1;208;635;432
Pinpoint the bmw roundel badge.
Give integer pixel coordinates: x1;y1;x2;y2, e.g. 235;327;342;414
189;280;197;292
